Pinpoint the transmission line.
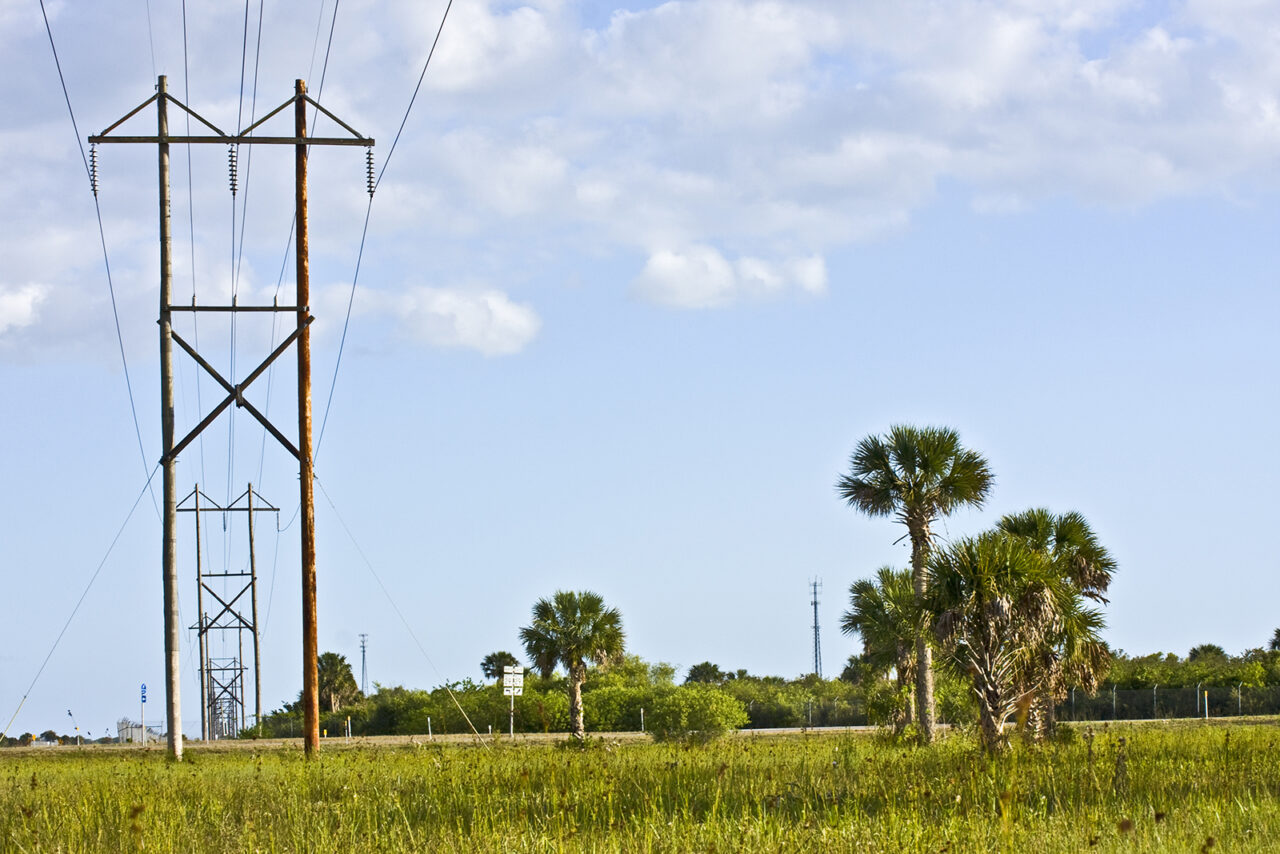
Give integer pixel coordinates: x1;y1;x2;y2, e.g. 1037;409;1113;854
38;0;157;518
0;465;160;739
315;477;486;745
315;0;455;459
180;0;210;494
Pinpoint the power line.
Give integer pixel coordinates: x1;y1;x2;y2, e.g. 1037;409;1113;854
38;0;157;518
180;0;209;494
315;477;486;744
260;0;345;465
315;0;455;459
144;0;158;81
317;0;342;99
0;465;160;739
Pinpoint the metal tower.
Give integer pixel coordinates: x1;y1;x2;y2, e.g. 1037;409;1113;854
359;633;369;696
810;578;823;678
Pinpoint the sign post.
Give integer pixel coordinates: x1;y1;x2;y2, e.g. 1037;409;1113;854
140;683;147;746
502;666;524;738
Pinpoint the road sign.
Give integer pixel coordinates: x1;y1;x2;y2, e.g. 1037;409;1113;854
141;683;147;703
502;666;524;696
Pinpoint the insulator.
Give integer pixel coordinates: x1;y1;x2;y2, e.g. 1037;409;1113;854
89;144;100;198
228;145;239;196
366;148;376;197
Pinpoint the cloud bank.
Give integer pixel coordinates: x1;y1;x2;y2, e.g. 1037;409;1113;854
7;0;1280;359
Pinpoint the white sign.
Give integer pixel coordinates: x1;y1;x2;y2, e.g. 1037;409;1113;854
502;666;524;696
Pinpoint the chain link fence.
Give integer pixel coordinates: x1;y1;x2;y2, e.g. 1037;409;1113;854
1058;686;1280;722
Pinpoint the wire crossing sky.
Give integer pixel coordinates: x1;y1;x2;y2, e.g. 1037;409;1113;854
1;0;1278;738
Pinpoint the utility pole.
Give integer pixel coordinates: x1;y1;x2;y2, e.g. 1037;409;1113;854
181;484;276;739
359;633;369;696
90;77;373;760
810;578;822;678
248;484;262;732
157;75;183;761
295;80;320;757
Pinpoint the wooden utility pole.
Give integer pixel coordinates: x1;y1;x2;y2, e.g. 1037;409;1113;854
194;487;206;741
247;484;262;733
180;484;276;739
90;77;372;760
295;79;320;757
156;75;184;762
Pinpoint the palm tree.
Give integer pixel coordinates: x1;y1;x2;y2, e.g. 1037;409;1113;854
841;566;919;732
481;651;520;682
997;508;1115;735
836;425;994;743
519;590;625;740
316;652;360;713
997;509;1116;603
929;532;1098;751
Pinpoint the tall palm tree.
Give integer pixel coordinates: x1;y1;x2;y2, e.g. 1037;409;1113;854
997;508;1114;735
841;566;920;732
836;425;994;743
519;590;625;740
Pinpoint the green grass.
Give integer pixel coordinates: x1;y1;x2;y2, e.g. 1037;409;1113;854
3;721;1279;852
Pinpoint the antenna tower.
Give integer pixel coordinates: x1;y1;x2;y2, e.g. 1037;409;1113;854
810;578;823;678
359;633;369;696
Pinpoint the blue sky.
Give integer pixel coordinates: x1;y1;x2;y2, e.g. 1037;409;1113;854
1;0;1278;738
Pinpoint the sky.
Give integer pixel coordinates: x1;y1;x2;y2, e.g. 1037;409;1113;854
1;0;1278;739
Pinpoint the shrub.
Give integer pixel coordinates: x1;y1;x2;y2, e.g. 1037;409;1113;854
647;685;748;743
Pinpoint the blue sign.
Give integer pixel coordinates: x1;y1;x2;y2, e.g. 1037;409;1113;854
141;683;147;703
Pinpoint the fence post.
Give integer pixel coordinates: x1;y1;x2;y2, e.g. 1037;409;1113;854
1238;683;1243;716
1153;684;1158;719
1112;685;1116;720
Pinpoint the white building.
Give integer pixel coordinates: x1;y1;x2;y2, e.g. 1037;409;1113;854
116;718;163;744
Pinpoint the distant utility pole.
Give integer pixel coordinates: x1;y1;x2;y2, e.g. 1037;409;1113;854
810;578;823;678
359;633;369;696
90;77;373;760
180;484;279;739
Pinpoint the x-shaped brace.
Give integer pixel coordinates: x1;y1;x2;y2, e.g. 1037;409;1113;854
200;581;255;632
163;316;313;465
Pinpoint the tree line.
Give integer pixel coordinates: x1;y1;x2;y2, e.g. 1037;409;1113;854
201;425;1280;751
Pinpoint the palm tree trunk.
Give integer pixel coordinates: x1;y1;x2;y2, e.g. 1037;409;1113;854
909;520;936;744
896;648;915;733
979;698;1004;752
569;672;585;740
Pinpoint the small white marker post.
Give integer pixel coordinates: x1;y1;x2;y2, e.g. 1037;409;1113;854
503;666;525;738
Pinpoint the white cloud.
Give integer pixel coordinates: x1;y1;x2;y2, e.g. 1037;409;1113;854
0;284;44;336
633;246;826;309
414;0;564;94
396;287;541;356
585;0;839;122
10;0;1280;358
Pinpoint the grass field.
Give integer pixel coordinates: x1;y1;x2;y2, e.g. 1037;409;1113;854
3;721;1279;852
